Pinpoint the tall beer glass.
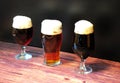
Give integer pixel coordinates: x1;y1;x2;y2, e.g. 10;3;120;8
12;15;33;60
41;19;62;66
73;20;94;74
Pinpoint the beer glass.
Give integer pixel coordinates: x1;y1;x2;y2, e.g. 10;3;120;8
41;19;62;66
73;20;94;74
12;15;33;60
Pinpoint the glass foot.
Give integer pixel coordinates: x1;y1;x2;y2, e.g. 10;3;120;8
15;53;32;60
76;65;92;74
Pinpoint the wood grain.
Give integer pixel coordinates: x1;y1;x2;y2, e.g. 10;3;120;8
0;41;120;83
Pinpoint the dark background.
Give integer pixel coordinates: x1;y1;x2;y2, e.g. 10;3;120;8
0;0;120;62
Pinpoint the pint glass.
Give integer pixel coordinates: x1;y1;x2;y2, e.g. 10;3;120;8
41;19;62;66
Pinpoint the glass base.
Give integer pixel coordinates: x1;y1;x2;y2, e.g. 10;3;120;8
44;61;61;66
76;65;92;74
15;53;32;60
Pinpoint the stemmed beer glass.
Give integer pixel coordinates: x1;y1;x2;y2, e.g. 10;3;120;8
12;15;33;60
73;20;94;74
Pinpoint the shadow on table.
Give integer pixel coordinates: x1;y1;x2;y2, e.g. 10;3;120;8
26;50;43;57
88;60;110;72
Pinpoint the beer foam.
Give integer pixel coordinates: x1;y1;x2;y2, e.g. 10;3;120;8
12;15;32;29
41;19;62;35
74;20;94;35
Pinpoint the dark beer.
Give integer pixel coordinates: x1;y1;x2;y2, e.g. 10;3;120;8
41;19;62;66
12;15;33;46
73;20;94;74
12;27;33;45
12;15;33;60
73;33;94;59
73;20;94;59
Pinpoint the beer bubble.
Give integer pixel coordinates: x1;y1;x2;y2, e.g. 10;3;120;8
74;20;94;35
12;15;32;29
41;19;62;35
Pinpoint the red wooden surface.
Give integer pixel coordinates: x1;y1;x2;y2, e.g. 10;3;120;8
0;41;120;83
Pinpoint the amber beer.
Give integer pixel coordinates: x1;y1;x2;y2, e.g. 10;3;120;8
12;16;33;46
41;19;62;66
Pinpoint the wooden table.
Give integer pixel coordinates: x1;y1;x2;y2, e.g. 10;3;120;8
0;41;120;83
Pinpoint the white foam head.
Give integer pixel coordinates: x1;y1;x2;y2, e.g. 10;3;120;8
12;15;32;29
74;20;94;35
41;19;62;35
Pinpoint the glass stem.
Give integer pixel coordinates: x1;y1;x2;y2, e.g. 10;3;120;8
21;46;26;56
79;58;86;74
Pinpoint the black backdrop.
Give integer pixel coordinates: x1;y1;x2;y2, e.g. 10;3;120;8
0;0;120;62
